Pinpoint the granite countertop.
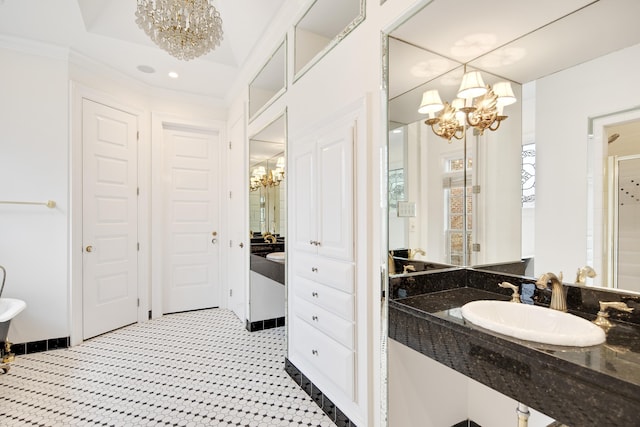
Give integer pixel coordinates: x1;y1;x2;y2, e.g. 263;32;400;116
250;253;285;285
389;285;640;426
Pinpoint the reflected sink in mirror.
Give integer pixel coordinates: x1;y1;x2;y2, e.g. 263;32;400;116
266;252;285;263
461;300;606;347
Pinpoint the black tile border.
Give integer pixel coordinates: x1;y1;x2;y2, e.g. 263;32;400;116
246;317;286;332
285;357;357;427
2;336;70;357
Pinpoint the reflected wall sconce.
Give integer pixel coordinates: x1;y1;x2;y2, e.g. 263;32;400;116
418;69;516;142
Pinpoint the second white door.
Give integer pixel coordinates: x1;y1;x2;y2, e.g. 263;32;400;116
162;125;221;314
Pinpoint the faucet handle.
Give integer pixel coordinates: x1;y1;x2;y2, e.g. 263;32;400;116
593;301;634;331
498;281;520;303
403;264;416;274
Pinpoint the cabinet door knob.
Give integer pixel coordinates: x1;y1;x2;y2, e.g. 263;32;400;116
312;315;318;321
311;267;318;272
312;292;318;297
239;242;244;248
85;245;93;253
311;349;318;356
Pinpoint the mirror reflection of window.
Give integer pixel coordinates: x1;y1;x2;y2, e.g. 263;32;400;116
443;157;472;265
522;143;536;208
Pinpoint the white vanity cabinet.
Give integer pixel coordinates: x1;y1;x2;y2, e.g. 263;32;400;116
288;109;365;424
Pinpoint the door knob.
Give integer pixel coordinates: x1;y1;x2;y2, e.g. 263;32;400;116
85;245;93;253
239;242;244;248
211;238;217;244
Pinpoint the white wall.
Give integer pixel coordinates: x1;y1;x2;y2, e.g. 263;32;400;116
0;40;229;345
0;45;70;343
535;43;640;277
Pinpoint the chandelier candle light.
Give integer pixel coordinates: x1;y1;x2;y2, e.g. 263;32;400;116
135;0;224;61
250;158;285;192
418;69;517;142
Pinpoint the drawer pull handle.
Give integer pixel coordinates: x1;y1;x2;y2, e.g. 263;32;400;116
312;292;319;297
311;267;318;272
311;349;318;356
312;315;318;321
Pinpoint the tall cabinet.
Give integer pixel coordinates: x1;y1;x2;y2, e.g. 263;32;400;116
288;103;366;425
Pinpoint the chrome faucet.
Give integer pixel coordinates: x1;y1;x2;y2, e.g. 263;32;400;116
408;248;426;259
575;266;596;285
536;272;566;312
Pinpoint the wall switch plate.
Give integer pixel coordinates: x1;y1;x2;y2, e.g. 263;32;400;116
397;201;416;217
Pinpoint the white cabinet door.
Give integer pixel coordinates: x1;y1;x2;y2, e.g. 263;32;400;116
317;123;354;261
290;137;317;255
290;121;354;261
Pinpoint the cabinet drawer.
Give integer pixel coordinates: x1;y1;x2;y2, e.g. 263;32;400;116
293;296;354;350
294;253;354;294
292;317;354;399
294;276;354;321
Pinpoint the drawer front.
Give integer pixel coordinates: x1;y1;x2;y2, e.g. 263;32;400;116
294;254;354;294
292;317;354;399
294;296;354;350
294;276;354;321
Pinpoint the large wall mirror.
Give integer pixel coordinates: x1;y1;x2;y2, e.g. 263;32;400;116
250;114;287;238
387;0;640;292
293;0;365;80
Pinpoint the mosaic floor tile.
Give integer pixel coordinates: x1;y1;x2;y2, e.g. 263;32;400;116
0;309;334;427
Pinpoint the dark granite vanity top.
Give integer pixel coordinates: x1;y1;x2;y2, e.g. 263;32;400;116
250;253;285;285
389;269;640;426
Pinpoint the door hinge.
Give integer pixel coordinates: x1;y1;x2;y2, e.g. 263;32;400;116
229;289;233;297
137;187;140;196
137;242;140;251
229;191;232;199
137;130;140;141
472;243;481;252
228;141;232;149
229;240;233;248
472;185;481;194
137;298;140;307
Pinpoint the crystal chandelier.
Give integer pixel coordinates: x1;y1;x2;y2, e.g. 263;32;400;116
418;69;516;142
135;0;224;61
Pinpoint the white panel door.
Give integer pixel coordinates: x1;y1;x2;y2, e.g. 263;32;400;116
227;117;247;321
162;126;221;314
317;122;355;261
82;99;138;340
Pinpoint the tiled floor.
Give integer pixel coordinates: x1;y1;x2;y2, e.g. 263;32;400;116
0;309;335;427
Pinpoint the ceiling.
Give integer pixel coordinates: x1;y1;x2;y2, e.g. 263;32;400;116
0;0;288;100
389;0;640;125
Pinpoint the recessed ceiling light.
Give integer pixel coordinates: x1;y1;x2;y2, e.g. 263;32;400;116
168;71;179;79
137;65;155;74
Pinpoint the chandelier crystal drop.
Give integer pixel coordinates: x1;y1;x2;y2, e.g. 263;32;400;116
135;0;224;61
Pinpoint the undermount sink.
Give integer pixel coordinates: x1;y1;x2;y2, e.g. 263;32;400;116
460;300;606;347
266;252;285;263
